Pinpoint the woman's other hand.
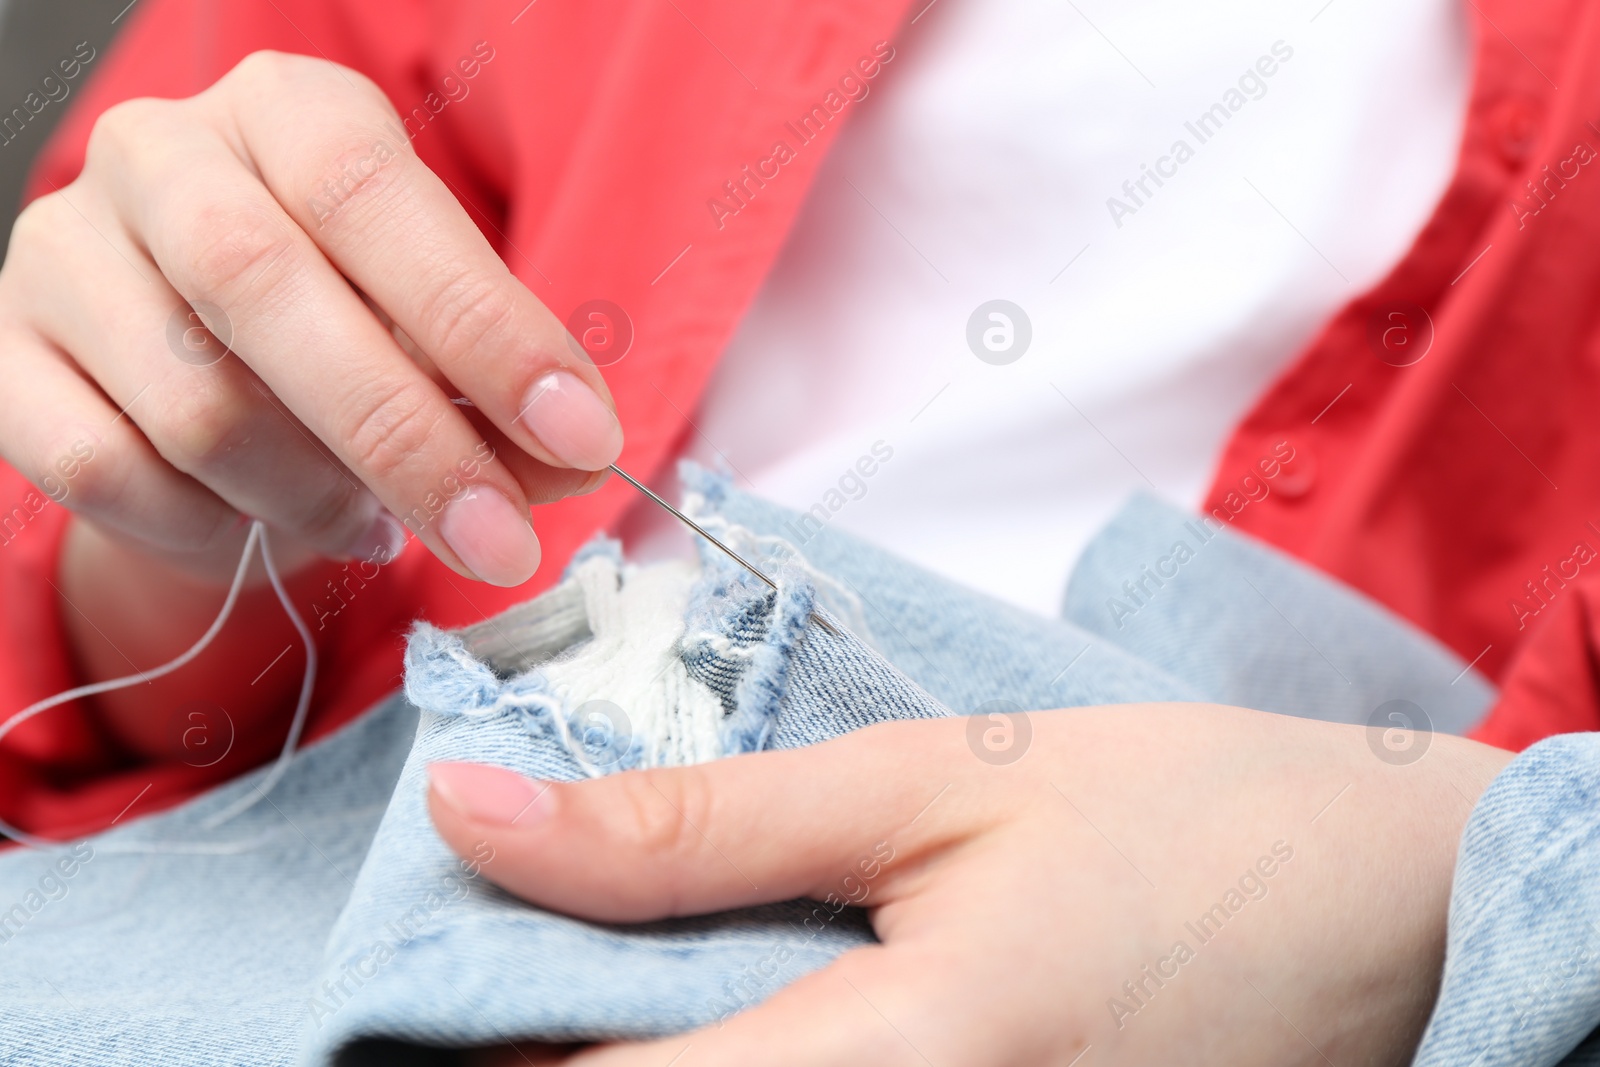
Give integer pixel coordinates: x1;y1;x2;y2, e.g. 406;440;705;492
432;704;1512;1066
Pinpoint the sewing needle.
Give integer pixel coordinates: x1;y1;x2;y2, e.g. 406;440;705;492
606;465;838;636
447;399;836;635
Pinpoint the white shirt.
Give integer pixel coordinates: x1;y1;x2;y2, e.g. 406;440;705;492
625;0;1471;616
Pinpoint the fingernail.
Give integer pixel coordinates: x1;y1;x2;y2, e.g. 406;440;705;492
345;510;408;565
576;469;611;496
430;762;555;827
439;486;541;586
519;369;624;471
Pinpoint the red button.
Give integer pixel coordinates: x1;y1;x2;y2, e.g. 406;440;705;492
1489;98;1541;169
1271;439;1316;500
785;11;847;88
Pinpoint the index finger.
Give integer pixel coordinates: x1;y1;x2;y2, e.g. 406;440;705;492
100;93;542;586
221;52;624;474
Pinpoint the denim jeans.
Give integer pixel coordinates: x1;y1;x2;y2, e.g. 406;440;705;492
0;468;1517;1065
1412;732;1600;1066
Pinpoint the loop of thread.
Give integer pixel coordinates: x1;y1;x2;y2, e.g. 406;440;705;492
0;521;318;854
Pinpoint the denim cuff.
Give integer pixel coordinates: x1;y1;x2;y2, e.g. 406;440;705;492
1415;733;1600;1067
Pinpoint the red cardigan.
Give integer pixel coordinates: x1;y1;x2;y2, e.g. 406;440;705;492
1;0;1595;837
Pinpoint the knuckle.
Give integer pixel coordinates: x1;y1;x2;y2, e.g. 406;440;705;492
6;192;70;259
152;377;254;475
177;200;300;306
84;97;167;169
57;456;124;516
616;771;706;862
325;62;390;111
301;129;410;229
224;51;394;127
414;271;519;358
225;49;312;90
38;437;115;513
342;378;446;482
18;425;241;556
293;476;367;547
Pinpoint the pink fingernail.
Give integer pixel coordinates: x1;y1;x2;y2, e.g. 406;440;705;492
439;487;541;586
430;762;555;827
345;510;409;565
518;370;624;471
576;469;611;496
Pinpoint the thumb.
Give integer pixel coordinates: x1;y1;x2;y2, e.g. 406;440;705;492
426;718;968;923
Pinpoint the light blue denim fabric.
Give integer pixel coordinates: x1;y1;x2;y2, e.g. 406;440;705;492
0;687;417;1067
1413;734;1600;1066
0;472;1521;1064
1061;493;1493;732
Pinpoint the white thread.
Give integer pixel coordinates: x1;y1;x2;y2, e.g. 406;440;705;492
541;556;724;772
680;494;873;640
0;520;318;854
682;628;763;661
201;524;316;830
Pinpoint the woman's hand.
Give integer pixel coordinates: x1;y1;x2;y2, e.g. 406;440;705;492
0;51;621;751
430;704;1513;1066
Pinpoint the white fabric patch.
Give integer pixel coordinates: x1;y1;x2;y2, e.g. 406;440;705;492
540;556;726;768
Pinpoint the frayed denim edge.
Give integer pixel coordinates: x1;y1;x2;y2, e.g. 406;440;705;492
678;461;733;514
728;573;814;756
675;461;823;755
681;564;816;758
403;622;612;763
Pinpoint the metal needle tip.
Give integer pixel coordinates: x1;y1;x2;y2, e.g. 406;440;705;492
606;465;838;636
